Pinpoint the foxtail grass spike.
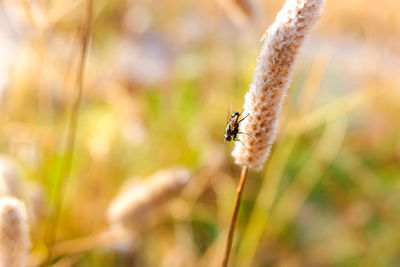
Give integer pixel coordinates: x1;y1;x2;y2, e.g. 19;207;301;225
232;0;325;170
0;197;30;267
107;167;190;230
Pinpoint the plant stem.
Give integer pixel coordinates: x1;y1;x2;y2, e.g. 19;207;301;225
222;165;249;267
45;0;93;264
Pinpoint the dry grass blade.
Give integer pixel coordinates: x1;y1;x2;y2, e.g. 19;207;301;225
288;88;376;136
269;116;348;238
297;50;332;113
45;0;93;263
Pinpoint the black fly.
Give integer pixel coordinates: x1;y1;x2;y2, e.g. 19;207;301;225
224;106;249;142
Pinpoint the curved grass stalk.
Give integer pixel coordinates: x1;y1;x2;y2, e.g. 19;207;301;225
45;0;93;264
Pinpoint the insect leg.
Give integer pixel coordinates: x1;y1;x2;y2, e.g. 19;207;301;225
235;139;246;145
238;113;249;123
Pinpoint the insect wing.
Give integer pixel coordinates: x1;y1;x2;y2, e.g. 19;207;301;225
226;104;232;124
230;112;239;128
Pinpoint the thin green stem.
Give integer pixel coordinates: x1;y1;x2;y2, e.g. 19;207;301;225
222;165;249;267
45;0;93;264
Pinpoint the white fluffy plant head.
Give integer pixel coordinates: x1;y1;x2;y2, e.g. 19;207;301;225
232;0;325;170
0;197;30;267
0;155;21;197
107;167;190;231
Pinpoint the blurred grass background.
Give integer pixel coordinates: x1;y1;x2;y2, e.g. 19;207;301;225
1;0;400;266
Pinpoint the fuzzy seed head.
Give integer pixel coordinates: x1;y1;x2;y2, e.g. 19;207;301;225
107;168;190;230
0;156;21;197
0;197;30;267
232;0;325;170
